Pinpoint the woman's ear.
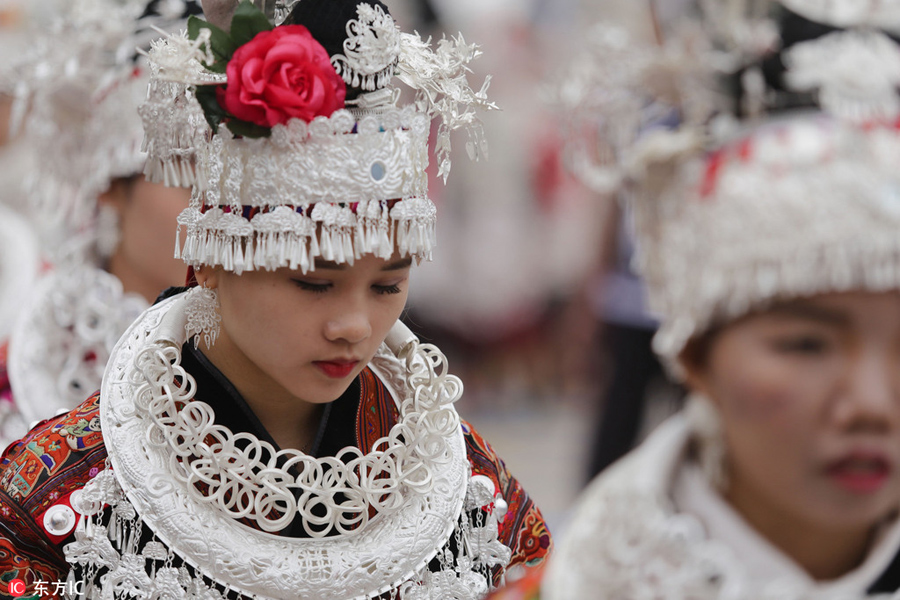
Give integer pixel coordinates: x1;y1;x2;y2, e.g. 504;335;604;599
194;265;221;290
97;178;129;212
678;333;715;399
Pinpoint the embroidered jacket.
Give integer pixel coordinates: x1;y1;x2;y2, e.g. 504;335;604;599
0;354;550;599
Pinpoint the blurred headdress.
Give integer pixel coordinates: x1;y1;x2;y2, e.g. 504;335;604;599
551;0;900;373
141;0;497;275
8;0;202;258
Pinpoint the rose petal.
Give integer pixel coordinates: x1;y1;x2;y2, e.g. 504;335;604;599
263;106;286;128
218;86;265;124
240;58;267;95
265;40;311;66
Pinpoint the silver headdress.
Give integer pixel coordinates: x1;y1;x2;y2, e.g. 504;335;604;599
3;0;200;433
551;0;900;372
142;0;498;275
8;0;201;258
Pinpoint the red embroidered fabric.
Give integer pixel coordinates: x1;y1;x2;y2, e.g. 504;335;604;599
0;371;550;598
0;393;106;599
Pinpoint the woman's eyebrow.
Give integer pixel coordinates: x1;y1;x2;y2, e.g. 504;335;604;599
382;258;413;271
767;303;850;326
313;260;346;271
309;258;412;271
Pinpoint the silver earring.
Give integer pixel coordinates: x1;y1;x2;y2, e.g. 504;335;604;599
184;285;221;349
684;393;728;490
95;204;121;260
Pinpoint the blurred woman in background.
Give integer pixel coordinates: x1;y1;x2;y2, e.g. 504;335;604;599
0;0;199;442
0;0;49;445
498;0;900;597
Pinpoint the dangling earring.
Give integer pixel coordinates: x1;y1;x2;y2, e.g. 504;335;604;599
184;285;221;349
95;204;121;260
684;393;728;491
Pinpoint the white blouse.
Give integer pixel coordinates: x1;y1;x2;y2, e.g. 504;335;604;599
545;415;900;599
674;459;900;597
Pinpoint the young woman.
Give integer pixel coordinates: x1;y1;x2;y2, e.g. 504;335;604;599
0;1;550;598
2;0;198;438
507;1;900;598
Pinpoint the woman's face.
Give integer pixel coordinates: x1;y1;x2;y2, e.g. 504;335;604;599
684;292;900;534
199;254;411;405
103;176;191;302
0;95;14;146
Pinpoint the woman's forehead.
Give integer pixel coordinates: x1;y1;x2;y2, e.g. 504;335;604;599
292;254;413;275
742;292;900;329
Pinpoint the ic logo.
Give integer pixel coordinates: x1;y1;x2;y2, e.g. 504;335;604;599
8;579;26;597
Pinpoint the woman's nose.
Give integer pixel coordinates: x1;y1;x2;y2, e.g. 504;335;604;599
836;352;898;432
323;308;372;345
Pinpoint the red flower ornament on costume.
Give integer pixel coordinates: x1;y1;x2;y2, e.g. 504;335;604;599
217;25;347;128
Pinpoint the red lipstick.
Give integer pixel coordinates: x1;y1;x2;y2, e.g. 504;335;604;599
825;451;892;494
313;360;359;379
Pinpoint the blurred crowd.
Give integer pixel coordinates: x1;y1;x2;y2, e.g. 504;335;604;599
3;0;900;598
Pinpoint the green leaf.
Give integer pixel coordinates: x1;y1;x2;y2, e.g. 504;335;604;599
194;85;228;134
226;118;272;139
187;15;238;67
204;60;228;74
230;0;274;47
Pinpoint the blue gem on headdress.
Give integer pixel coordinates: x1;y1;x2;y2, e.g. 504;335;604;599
371;161;386;182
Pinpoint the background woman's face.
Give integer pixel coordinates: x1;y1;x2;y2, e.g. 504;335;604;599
686;292;900;534
104;175;191;302
203;253;411;405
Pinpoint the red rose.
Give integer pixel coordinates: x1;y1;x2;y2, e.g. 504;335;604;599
217;25;347;128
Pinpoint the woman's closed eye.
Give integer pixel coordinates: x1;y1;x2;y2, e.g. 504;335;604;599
292;279;405;295
373;283;403;295
292;279;332;293
770;334;833;355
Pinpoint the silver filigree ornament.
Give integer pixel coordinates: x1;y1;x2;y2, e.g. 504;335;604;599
544;23;652;194
141;6;496;276
7;265;147;424
545;441;745;599
545;20;720;196
331;3;402;92
75;293;511;599
141;37;452;274
780;0;900;29
174;107;437;275
67;468;507;600
696;0;900;124
139;31;219;188
8;0;198;263
396;32;499;182
642;117;900;370
183;285;221;349
271;0;296;25
547;0;900;377
699;0;782;62
114;294;465;537
784;29;900;122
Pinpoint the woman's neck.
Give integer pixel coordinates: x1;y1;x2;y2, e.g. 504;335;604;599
726;473;874;581
107;253;162;305
198;331;322;452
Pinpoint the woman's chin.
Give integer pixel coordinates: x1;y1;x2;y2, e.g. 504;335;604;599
283;377;356;406
808;485;900;530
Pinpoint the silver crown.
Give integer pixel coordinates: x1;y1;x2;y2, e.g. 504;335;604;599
142;2;497;274
550;0;900;373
